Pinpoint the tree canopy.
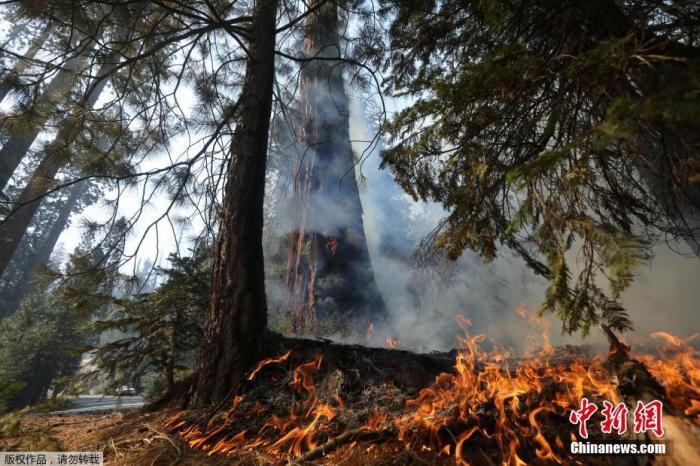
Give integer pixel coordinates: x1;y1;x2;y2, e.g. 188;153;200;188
380;0;700;334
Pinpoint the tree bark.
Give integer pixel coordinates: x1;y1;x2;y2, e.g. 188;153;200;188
284;0;386;333
0;57;112;278
193;0;278;407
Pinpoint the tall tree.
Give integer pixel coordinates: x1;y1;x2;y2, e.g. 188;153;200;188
0;57;114;277
0;27;52;103
284;0;387;333
194;0;279;406
0;34;95;191
379;0;700;334
0;181;90;319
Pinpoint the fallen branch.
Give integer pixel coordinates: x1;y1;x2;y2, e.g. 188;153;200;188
297;428;395;463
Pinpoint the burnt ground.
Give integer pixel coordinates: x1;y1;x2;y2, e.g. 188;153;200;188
1;335;697;465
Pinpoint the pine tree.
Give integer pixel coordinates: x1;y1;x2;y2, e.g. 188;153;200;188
194;0;279;406
0;53;118;277
0;248;105;412
379;0;700;334
0;25;51;103
88;248;209;395
0;28;97;191
0;180;94;319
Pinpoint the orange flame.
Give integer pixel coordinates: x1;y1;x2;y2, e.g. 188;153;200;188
167;316;700;464
246;350;292;381
636;332;700;424
365;322;374;342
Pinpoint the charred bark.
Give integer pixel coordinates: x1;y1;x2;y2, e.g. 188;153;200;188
285;1;386;333
193;0;278;407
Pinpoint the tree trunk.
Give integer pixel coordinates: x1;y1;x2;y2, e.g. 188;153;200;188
0;27;52;103
284;0;386;333
0;37;92;192
0;57;112;277
0;181;88;319
193;0;278;407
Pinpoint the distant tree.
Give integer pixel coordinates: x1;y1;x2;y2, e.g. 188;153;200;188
379;0;700;334
0;23;51;103
88;248;210;395
0;249;106;412
0;179;100;319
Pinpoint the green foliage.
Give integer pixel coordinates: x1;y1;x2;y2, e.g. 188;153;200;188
380;0;700;334
140;372;167;401
0;283;88;413
87;247;210;392
0;244;118;413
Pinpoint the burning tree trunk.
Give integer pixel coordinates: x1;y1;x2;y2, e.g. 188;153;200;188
285;0;386;333
193;0;278;407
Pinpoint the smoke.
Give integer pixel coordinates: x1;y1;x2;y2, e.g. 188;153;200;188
348;92;700;353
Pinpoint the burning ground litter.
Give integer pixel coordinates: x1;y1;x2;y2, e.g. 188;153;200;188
165;312;700;465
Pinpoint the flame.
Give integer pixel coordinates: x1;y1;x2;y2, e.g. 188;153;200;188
636;332;700;424
365;322;374;342
246;350;292;381
326;236;337;255
167;312;700;464
386;336;399;349
293;355;323;394
389;316;619;465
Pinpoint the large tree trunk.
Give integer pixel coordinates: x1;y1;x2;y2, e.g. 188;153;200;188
193;0;278;407
0;27;52;103
284;1;386;333
0;58;112;277
0;37;92;192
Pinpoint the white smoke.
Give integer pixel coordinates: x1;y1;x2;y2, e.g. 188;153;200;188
348;91;700;353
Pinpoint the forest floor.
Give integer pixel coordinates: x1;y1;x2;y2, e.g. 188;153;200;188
1;334;697;465
2;410;462;465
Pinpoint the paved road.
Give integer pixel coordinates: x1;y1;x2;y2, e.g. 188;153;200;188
52;395;145;414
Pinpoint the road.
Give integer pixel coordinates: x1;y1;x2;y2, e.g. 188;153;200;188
51;395;145;414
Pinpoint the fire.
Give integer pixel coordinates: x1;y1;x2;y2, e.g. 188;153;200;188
365;322;374;342
326;236;337;255
167;350;339;459
167;312;700;464
636;332;700;425
390;317;618;465
246;350;292;381
386;336;399;348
